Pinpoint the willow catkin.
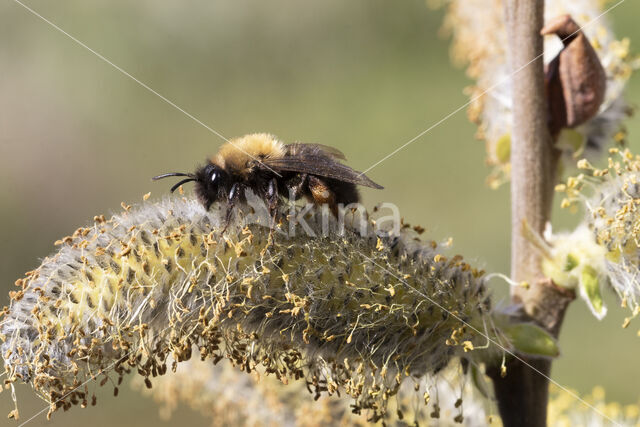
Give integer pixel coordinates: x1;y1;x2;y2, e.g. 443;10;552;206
136;357;365;427
580;150;640;318
136;357;495;427
548;149;640;323
1;196;494;420
547;384;640;427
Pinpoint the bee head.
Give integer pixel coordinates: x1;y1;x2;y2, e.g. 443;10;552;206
153;163;229;210
193;163;231;210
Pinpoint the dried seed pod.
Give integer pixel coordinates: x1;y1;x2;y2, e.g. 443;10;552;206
543;14;607;135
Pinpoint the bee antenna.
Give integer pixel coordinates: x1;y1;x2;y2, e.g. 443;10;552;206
152;172;195;181
170;178;196;193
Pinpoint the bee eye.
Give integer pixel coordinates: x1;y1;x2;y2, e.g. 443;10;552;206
210;171;218;182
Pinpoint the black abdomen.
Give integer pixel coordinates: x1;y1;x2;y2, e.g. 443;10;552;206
324;177;359;206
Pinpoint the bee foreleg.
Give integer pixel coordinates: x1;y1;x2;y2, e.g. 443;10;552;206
222;183;242;233
228;182;241;203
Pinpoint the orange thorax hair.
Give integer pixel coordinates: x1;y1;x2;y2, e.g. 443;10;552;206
212;133;285;177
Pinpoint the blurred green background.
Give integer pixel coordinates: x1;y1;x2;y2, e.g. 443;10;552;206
0;0;639;425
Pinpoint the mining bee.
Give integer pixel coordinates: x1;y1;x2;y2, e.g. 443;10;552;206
153;133;383;220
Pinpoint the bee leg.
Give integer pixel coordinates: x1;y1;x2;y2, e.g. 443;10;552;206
266;178;279;214
266;178;279;233
287;173;308;200
308;175;338;217
222;183;241;233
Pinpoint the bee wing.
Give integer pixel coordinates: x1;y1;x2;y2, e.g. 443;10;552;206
286;143;346;160
263;155;383;189
286;142;347;160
